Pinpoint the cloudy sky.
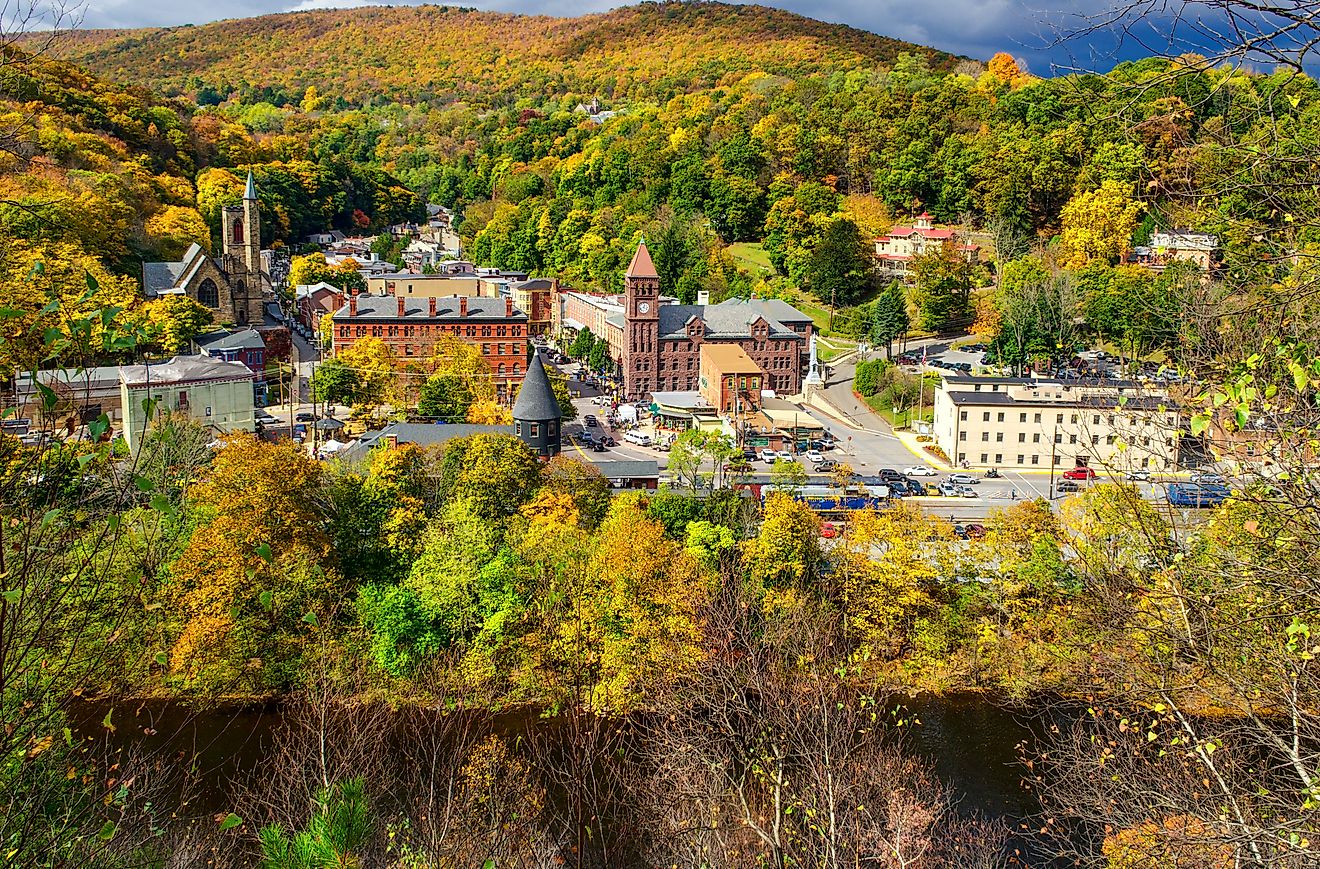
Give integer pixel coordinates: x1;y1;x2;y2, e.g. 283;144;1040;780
56;0;1175;71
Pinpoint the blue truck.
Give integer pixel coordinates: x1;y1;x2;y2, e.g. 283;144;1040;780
1166;482;1231;507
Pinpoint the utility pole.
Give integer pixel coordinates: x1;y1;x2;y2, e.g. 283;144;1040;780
1048;423;1058;499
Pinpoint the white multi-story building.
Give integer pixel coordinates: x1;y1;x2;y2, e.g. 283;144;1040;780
933;375;1183;471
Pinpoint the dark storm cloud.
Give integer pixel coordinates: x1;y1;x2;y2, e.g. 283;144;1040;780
68;0;1154;69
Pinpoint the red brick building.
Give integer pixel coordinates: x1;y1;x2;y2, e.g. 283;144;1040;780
621;242;813;400
332;293;530;399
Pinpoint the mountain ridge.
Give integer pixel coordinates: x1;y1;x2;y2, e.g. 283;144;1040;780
41;2;968;105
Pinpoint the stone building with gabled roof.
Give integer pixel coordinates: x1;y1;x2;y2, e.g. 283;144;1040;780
141;171;267;327
620;241;813;400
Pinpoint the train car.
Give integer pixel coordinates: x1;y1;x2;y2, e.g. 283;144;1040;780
763;484;889;512
1166;482;1230;507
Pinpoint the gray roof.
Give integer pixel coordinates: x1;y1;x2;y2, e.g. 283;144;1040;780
119;355;254;388
510;278;555;290
512;353;562;421
656;298;809;340
195;329;266;352
142;243;206;295
605;313;625;331
342;422;515;462
944;391;1175;411
591;459;659;479
333;295;526;321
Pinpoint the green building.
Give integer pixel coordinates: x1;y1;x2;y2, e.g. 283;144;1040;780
119;356;256;449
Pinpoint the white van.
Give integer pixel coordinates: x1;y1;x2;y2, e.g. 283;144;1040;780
624;430;653;447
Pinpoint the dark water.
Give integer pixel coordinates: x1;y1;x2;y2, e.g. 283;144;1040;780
71;692;1041;822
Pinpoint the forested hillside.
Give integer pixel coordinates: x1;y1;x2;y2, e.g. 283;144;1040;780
48;3;963;106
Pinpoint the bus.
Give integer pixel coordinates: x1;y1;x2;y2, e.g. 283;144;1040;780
1166;482;1230;508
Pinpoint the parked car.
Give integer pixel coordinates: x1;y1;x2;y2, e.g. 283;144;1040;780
819;434;837;449
591;440;607;452
742;448;759;462
877;468;904;481
760;448;777;463
816;459;840;473
776;450;793;461
1062;467;1097;481
584;415;598;427
805;450;824;464
598;435;616;447
903;465;937;477
624;430;653;447
1056;480;1081;493
820;521;839;540
953;524;970;540
938;482;960;497
1190;471;1227;485
295;412;317;423
948;473;978;485
959;485;979;498
1125;469;1152;482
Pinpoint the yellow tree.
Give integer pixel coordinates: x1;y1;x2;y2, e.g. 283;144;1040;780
336;336;399;410
144;205;211;259
142;295;214;354
289;252;333;288
1058;180;1145;268
744;492;820;595
168;435;334;693
467;399;512;425
0;239;141;375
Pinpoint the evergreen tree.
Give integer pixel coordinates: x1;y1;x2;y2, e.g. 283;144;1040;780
805;217;873;308
869;282;910;359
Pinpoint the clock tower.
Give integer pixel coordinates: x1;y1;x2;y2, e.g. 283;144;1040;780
623;240;660;399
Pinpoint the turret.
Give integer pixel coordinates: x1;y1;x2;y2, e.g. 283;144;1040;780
512;352;562;459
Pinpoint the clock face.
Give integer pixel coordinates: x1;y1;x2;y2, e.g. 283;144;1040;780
638;302;650;314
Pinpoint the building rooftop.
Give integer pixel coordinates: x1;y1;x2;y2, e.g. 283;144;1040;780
700;343;759;371
333;295;527;321
591;459;660;480
512;354;562;421
119;355;254;388
194;329;266;352
657;298;810;340
627;242;658;279
342;422;516;462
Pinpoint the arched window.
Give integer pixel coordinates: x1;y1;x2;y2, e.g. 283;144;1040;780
197;278;219;308
231;219;244;244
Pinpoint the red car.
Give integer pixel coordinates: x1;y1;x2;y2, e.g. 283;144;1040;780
820;521;839;539
1062;467;1097;481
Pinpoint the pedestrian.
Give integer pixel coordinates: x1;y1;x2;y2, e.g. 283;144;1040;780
1011;488;1017;500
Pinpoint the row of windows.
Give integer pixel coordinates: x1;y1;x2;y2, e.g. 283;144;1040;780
513;420;557;438
340;323;525;339
960;409;1178;426
956;452;1172;469
960;430;1171;448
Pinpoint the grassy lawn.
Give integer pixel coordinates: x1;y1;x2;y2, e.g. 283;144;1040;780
861;393;935;428
727;241;774;274
816;336;857;362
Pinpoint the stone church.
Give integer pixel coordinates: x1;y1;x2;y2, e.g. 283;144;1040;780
142;172;267;326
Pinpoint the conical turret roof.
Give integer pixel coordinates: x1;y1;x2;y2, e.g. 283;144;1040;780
626;241;658;278
512;352;561;421
245;170;257;200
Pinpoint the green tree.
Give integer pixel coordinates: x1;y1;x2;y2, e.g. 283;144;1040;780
908;240;975;332
568;328;595;360
309;358;357;406
259;778;372;869
418;372;476;420
435;433;540;519
805;216;874;308
869;282;910;358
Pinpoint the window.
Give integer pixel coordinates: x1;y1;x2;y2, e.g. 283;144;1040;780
959;432;967;441
1019;413;1027;423
1070;414;1078;424
1034;413;1041;423
515;421;522;436
1056;413;1064;424
1018;433;1026;442
958;453;966;463
1091;435;1099;445
1106;435;1115;445
982;412;991;422
1017;455;1024;464
997;412;1005;422
530;423;540;438
1033;433;1041;443
996;432;1004;442
1031;454;1039;465
231;219;243;244
981;432;989;441
547;421;557;437
197;279;219;308
959;410;968;421
1054;455;1062;465
1069;434;1078;444
1054;433;1063;444
177;391;188;409
981;453;988;463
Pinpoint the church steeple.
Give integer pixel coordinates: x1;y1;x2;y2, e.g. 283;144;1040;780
244;170;257;200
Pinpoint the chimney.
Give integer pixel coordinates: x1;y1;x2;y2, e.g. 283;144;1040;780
429;297;438;317
349;293;358;317
459;296;468;317
397;297;405;317
385;435;397;449
505;297;513;317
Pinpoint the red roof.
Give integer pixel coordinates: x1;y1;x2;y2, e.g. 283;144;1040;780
627;242;658;278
